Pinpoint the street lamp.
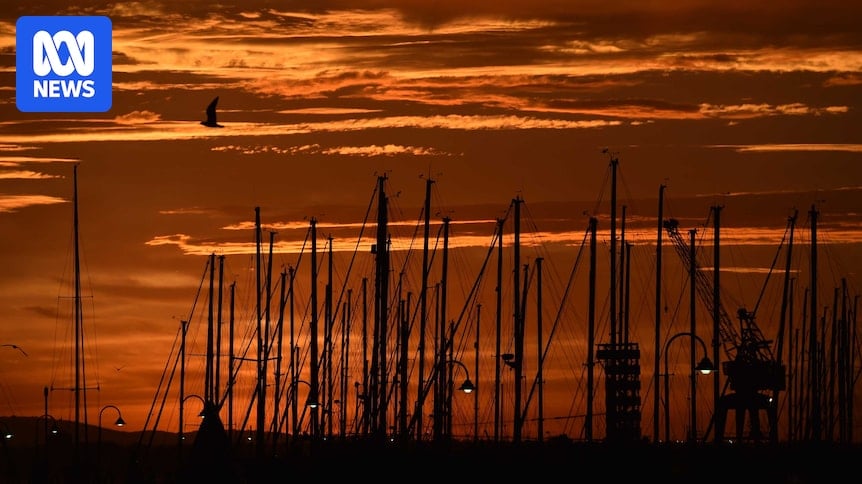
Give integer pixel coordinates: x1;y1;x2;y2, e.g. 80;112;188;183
97;405;125;480
178;393;206;470
286;379;317;440
445;359;476;439
34;413;60;446
447;359;476;393
663;332;714;442
180;394;206;441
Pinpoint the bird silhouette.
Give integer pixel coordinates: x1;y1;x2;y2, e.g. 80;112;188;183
201;96;224;128
1;344;28;357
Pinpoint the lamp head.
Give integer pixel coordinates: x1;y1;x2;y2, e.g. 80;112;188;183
696;356;715;375
459;378;476;394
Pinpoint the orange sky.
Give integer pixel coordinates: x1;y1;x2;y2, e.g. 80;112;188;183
1;1;861;443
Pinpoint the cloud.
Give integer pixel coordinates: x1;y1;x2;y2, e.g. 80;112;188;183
699;103;847;119
0;194;66;212
0;170;63;180
711;144;862;153
114;110;162;124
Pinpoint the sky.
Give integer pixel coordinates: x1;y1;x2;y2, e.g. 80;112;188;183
0;0;861;443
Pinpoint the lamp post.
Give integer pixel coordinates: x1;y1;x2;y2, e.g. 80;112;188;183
663;332;713;442
444;359;476;439
34;413;59;476
97;404;125;481
286;379;316;441
34;413;59;446
179;393;206;469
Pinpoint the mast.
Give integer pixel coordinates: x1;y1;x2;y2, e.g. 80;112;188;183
689;229;697;441
609;154;618;345
437;217;451;440
271;268;287;447
72;164;83;456
263;230;274;438
654;183;664;443
494;218;504;442
372;175;389;438
774;210;797;441
254;207;265;455
809;204;820;441
512;196;523;443
206;253;215;403
310;217;320;438
360;277;369;435
536;257;544;442
417;176;433;440
342;289;352;438
216;256;225;405
325;235;334;439
711;204;722;442
228;282;236;440
586;216;597;442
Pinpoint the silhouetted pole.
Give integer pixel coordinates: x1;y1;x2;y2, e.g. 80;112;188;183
361;277;369;435
178;319;188;467
216;255;225;404
664;332;711;441
689;229;697;441
291;347;299;437
512;196;523;443
288;266;296;435
263;230;275;442
536;257;544;442
624;242;632;343
206;253;215;403
342;290;352;438
72;164;84;464
417;176;433;439
494;218;504;442
809;204;820;441
325;235;334;439
654;183;664;443
438;217;451;440
399;295;409;439
775;211;797;442
43;386;49;448
619;205;626;341
272;268;287;449
851;294;858;442
609;154;618;345
310;217;320;439
586;216;597;442
372;175;390;438
255;207;265;456
229;282;236;440
711;204;722;443
474;303;480;441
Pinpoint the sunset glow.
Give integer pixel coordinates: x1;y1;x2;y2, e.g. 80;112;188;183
1;1;860;454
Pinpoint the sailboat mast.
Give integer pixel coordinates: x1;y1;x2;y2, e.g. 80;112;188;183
72;164;83;454
417;176;433;439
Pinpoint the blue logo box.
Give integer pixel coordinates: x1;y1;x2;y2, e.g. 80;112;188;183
16;16;112;113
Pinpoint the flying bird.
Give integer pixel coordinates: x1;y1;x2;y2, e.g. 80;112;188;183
1;344;28;357
201;96;224;128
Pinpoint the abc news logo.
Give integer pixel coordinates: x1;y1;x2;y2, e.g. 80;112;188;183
16;16;112;112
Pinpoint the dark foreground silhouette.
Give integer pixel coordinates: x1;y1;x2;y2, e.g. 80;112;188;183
2;429;860;484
